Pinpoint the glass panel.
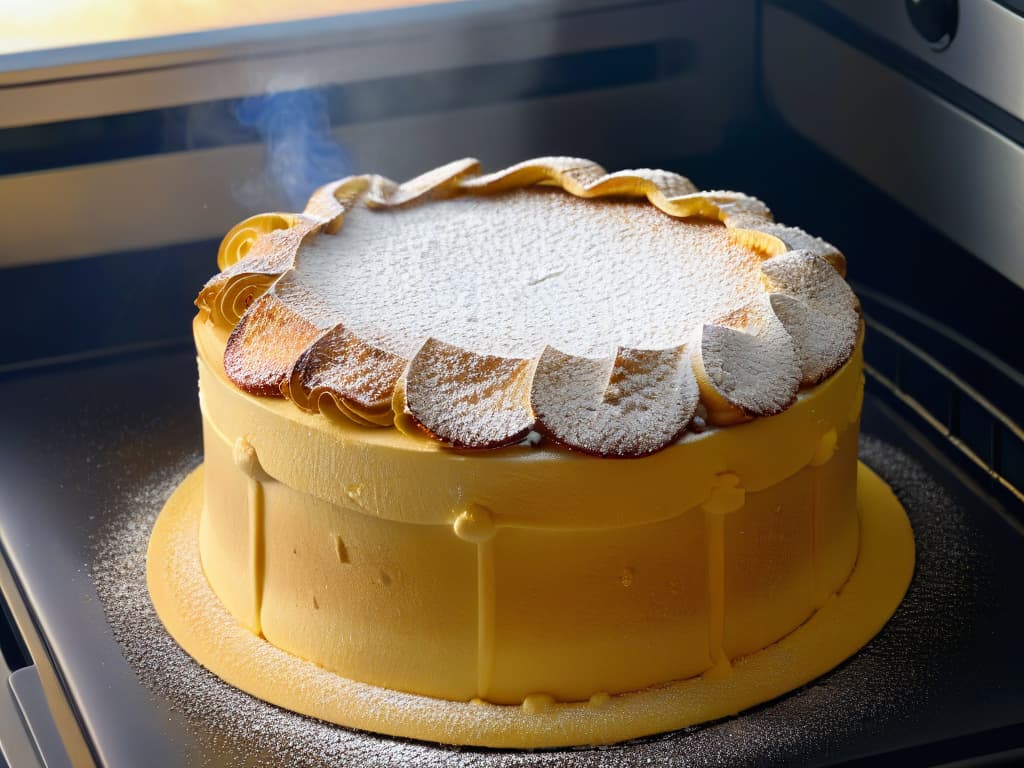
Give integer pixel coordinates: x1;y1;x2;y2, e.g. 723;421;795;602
0;0;458;55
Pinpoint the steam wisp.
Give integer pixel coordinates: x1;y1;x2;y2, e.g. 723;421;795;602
234;88;352;210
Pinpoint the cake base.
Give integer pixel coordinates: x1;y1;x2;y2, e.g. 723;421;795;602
147;462;914;749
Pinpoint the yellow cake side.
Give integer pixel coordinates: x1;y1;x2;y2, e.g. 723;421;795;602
194;316;864;704
149;461;914;748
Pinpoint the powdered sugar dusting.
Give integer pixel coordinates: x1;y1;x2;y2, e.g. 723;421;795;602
531;345;699;456
222;292;325;397
763;250;861;386
751;222;845;274
694;297;800;419
287;324;406;411
403;339;535;448
287;190;765;359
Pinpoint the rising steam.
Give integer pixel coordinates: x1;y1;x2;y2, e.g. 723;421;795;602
234;88;352;211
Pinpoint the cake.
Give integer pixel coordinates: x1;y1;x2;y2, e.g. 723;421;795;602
147;157;915;748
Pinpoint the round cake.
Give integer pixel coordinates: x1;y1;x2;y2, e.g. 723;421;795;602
147;157;915;747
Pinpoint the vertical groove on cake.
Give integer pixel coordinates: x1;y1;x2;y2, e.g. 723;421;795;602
232;436;267;637
705;509;729;676
476;538;496;699
811;470;828;609
702;473;745;677
248;477;265;638
810;429;839;609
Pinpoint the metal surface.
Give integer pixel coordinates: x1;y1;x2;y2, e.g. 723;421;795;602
762;4;1024;289
859;307;1024;505
0;349;199;767
0;1;593;121
0;79;729;268
0;639;43;768
821;0;1024;121
0;553;95;768
0;0;755;267
9;667;73;768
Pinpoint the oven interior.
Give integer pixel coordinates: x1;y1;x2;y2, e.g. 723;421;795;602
1;1;1022;765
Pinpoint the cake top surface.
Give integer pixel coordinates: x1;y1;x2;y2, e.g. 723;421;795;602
290;190;763;360
197;157;861;457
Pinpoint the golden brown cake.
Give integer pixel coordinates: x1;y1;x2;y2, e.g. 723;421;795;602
147;157;915;748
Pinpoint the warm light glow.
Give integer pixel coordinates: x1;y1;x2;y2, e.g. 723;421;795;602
0;0;460;56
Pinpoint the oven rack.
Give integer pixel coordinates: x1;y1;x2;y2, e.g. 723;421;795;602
859;286;1024;519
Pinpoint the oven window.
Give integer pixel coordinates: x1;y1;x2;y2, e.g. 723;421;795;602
0;0;460;54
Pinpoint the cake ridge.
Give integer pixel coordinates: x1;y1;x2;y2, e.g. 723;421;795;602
196;157;860;457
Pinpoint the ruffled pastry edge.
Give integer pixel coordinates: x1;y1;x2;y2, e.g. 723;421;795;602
196;157;860;458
